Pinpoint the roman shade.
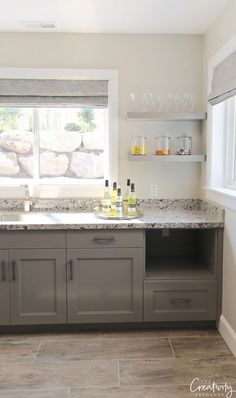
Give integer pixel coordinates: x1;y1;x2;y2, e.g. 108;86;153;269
208;50;236;105
0;79;108;107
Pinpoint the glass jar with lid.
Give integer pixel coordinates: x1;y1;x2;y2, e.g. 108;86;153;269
176;135;192;155
155;136;171;155
131;136;147;155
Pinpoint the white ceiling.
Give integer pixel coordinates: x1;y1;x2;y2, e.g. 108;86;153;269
0;0;230;34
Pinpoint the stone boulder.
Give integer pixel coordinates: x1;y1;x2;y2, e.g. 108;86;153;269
40;151;69;177
70;152;104;179
18;155;34;177
82;131;104;151
0;151;20;176
40;131;81;153
0;130;33;154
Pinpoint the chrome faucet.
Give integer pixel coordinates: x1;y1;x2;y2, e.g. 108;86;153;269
21;184;32;212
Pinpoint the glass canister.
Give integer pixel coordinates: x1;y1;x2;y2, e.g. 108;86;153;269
155;136;171;155
176;135;192;155
131;136;147;155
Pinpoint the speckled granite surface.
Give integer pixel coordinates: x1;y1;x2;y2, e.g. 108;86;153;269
0;199;224;230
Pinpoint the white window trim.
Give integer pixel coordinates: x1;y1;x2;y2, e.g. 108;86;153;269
0;68;119;198
206;34;236;210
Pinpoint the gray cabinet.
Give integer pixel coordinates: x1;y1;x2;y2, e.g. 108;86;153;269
144;279;217;322
67;248;144;323
9;249;67;325
0;251;9;325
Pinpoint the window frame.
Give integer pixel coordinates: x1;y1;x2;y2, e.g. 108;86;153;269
225;96;236;189
206;34;236;210
0;68;118;198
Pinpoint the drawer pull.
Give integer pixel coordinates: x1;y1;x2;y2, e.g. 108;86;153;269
93;237;115;242
170;298;191;304
1;261;6;282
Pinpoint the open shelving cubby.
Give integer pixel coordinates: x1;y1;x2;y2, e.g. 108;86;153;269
145;229;216;280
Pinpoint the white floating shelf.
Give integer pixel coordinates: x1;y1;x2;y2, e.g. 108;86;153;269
126;112;207;121
128;154;205;162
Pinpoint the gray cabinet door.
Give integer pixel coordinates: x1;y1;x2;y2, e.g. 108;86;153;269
9;249;67;325
67;248;144;323
0;250;9;325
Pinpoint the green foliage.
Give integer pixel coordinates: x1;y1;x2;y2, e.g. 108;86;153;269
77;108;96;133
0;107;21;132
64;122;81;132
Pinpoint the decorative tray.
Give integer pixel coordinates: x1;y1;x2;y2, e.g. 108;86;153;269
94;206;143;220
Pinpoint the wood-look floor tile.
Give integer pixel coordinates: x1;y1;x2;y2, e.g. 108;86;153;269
170;336;233;359
71;385;208;398
120;357;236;386
0;388;70;398
0;360;119;390
70;387;144;398
36;338;173;362
0;341;39;362
0;331;99;342
99;328;219;339
70;385;194;398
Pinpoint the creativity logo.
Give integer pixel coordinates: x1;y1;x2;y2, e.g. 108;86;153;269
190;378;236;398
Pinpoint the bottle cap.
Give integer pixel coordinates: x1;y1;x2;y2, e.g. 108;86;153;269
131;183;135;191
127;179;131;186
105;179;109;187
117;188;121;195
113;182;117;189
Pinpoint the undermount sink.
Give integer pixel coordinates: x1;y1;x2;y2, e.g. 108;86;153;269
0;212;51;223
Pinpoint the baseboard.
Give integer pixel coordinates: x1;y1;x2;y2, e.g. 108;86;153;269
218;315;236;357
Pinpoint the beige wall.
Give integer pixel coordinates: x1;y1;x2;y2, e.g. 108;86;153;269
203;0;236;336
0;33;203;198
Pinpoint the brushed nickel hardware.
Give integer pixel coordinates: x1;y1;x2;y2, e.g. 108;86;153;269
170;298;191;304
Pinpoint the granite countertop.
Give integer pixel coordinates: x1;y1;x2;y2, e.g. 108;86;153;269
0;199;224;230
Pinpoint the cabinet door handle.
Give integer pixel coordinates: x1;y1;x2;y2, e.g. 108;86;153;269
68;260;73;280
11;261;16;282
1;261;6;282
93;237;114;242
170;298;191;304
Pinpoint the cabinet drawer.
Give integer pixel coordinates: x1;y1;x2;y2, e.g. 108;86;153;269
67;230;144;248
0;231;66;249
144;280;217;322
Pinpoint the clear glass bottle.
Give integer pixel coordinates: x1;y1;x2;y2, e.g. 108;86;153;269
116;188;123;216
128;183;137;215
111;182;118;216
101;179;111;214
155;136;171;155
123;179;131;213
176;135;192;155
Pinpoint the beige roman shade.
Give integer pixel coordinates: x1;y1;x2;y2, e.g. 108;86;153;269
0;79;108;107
209;50;236;105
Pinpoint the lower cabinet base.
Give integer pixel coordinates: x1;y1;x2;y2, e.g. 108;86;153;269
0;320;218;334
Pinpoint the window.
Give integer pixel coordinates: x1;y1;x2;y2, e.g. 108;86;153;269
225;96;236;189
0;69;118;197
210;95;236;192
0;106;108;182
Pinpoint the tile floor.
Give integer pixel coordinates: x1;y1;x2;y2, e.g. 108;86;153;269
0;327;235;397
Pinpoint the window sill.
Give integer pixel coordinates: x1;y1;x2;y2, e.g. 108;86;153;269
205;186;236;211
